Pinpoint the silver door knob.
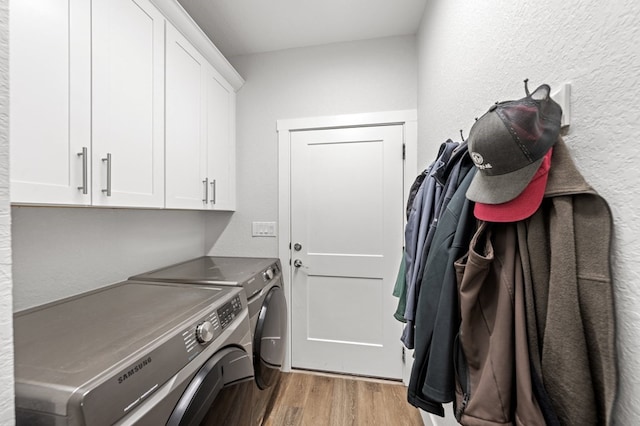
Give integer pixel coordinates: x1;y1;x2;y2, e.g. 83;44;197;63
293;259;303;268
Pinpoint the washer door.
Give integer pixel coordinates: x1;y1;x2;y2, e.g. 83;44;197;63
167;346;252;426
254;285;287;390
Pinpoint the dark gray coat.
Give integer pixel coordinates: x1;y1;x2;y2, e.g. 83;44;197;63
407;163;477;414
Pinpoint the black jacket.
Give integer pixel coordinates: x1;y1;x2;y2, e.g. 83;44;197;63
407;154;476;415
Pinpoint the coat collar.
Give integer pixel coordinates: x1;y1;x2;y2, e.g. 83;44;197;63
544;137;594;198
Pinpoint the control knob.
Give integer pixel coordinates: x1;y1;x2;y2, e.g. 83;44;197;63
263;268;274;281
195;321;214;344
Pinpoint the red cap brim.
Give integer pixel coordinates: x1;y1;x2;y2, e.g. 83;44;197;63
473;148;552;222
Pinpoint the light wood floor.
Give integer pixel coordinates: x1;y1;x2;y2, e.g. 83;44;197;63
262;371;424;426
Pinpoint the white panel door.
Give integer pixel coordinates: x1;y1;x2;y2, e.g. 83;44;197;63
206;67;236;211
165;23;208;209
92;0;165;207
290;125;404;379
10;0;91;205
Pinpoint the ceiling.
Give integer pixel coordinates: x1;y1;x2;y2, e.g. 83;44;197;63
177;0;428;58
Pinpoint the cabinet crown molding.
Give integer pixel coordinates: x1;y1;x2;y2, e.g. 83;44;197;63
150;0;244;91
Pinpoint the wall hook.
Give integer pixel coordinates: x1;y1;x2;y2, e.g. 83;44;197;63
459;129;465;142
524;78;531;96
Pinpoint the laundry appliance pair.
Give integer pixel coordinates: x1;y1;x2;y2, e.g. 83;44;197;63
14;256;287;426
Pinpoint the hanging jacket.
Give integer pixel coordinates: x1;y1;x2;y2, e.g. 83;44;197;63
518;137;617;425
407;160;477;415
399;141;459;348
409;141;471;328
453;221;545;425
516;219;562;426
394;165;433;324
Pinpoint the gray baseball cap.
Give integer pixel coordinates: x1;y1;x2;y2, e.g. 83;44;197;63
465;83;562;204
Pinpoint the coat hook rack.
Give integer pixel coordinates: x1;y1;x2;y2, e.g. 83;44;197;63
551;83;571;128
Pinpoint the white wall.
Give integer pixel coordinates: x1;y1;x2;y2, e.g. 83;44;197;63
416;0;640;424
205;36;418;256
12;207;207;311
0;0;13;423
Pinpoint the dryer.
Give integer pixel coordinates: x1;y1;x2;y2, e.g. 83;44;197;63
14;281;253;426
131;256;287;424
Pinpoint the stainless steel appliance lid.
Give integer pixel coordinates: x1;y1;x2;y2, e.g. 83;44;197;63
130;256;279;285
14;281;237;392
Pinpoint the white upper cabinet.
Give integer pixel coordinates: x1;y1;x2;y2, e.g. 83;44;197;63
10;0;240;209
91;0;165;208
206;66;237;211
165;24;208;209
10;0;91;205
165;23;236;211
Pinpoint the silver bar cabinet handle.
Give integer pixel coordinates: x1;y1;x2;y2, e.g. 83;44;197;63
102;153;112;196
202;178;209;203
210;179;216;205
77;147;88;194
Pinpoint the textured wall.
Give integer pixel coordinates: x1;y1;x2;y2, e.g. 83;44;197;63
0;0;14;423
416;0;640;423
206;36;418;256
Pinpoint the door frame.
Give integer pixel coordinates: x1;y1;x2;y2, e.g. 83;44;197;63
277;110;417;375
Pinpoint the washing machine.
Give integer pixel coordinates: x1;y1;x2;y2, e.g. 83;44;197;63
131;256;288;424
14;280;253;426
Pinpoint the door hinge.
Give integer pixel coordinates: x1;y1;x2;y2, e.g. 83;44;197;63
402;143;406;160
402;346;406;364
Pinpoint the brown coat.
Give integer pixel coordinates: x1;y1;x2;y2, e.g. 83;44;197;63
518;137;617;425
454;221;545;426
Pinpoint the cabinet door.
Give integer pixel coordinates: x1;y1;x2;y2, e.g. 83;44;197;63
165;24;208;210
206;67;236;211
92;0;165;208
10;0;91;205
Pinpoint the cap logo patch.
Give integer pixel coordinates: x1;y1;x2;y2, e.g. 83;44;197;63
471;152;492;169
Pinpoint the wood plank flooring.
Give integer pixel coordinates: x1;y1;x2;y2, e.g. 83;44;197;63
262;371;424;426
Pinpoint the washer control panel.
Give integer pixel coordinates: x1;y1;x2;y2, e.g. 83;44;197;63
183;310;222;355
217;295;243;329
181;294;243;355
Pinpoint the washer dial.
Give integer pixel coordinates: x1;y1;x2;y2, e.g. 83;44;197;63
195;321;214;344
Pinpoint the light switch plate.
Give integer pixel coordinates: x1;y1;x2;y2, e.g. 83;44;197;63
252;221;277;237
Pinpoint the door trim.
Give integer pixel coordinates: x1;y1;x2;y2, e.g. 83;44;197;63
277;110;417;373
